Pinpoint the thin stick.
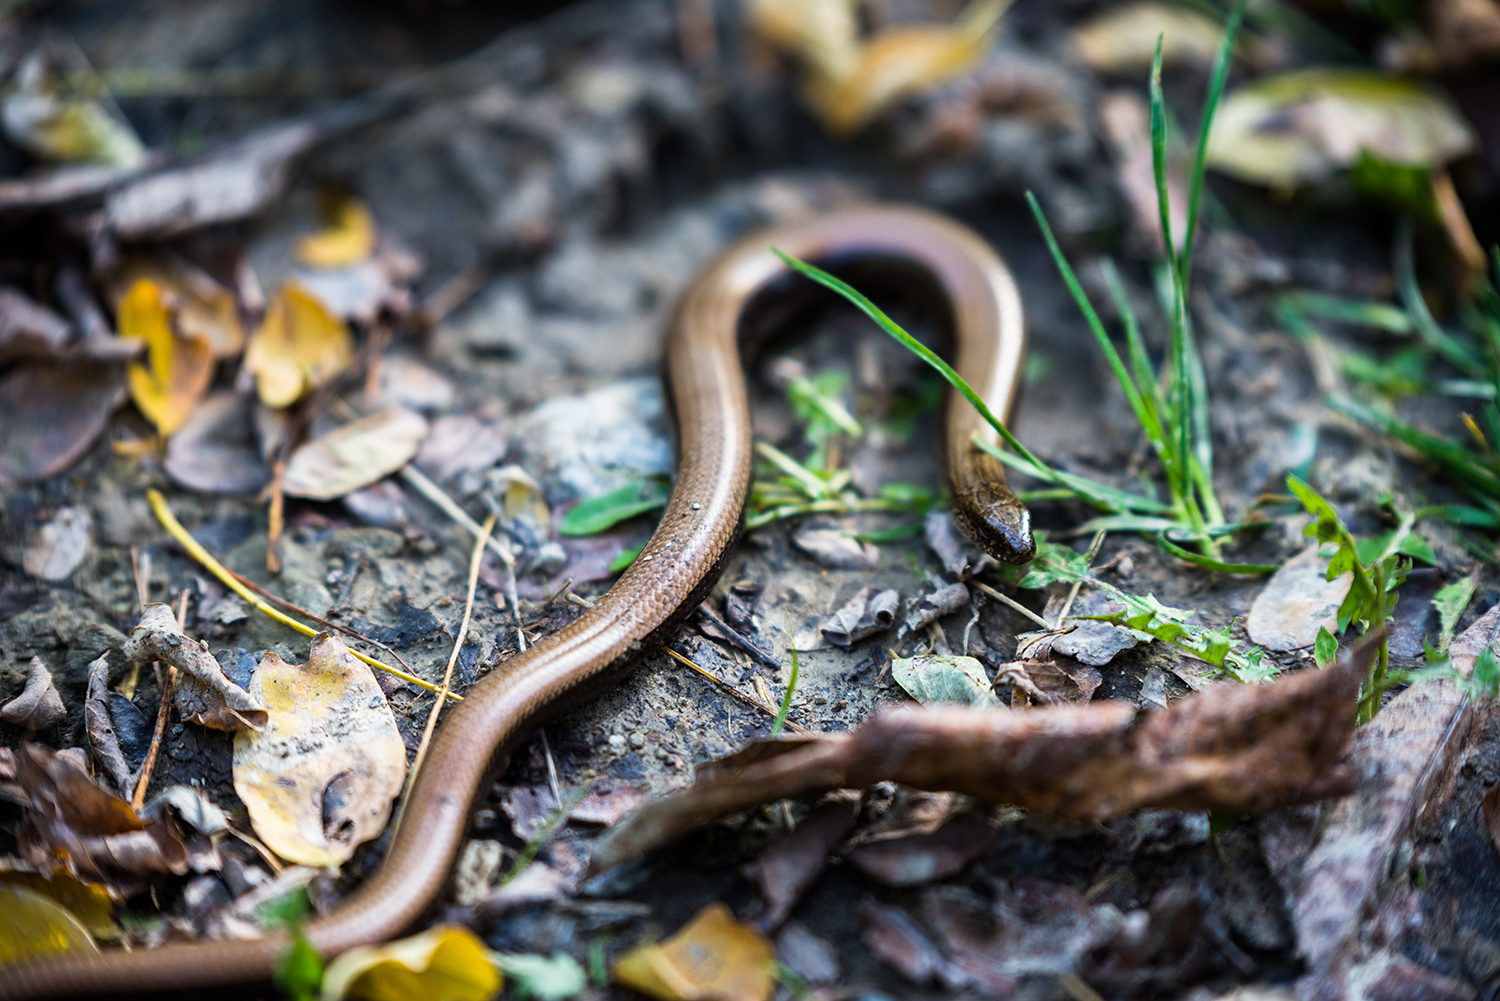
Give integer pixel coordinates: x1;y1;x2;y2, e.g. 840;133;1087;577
661;646;809;734
1054;530;1108;627
146;489;454;698
131;591;188;811
401;514;494;818
400;464;515;568
969;580;1052;630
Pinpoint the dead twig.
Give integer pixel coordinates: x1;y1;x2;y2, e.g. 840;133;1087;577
662;645;809;735
131;591;188;812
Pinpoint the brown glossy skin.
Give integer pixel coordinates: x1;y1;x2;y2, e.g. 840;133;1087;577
0;205;1030;1001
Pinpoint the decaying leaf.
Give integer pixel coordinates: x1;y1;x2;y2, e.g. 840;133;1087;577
320;924;500;1001
0;287;73;362
163;391;272;494
296;193;378;269
232;632;405;867
844;810;996;887
1;656;67;730
613;902;776;1001
111;255;245;358
1207;69;1476;189
742;796;859;929
0;884;98;967
242;283;353;409
747;0;861;83
1247;546;1353;651
0;362;125;483
281;407;429;501
12;743;191;885
123;604;268;732
900;582;970;639
490;953;587;1000
1;47;145;167
589;637;1373;874
1070;2;1243;74
21;507;91;581
119;279;215;437
892;653;1003;709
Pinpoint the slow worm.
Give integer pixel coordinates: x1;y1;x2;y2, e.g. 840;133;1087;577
2;204;1031;999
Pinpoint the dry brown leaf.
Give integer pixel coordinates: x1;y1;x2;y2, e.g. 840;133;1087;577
1247;546;1352;651
295;192;377;269
613;902;777;1001
281;407;429;501
321;924;500;1001
163;391;272;494
844;811;995;887
0;863;117;940
589;636;1374;874
242;282;353;409
12;743;191;886
1;656;66;730
0;287;72;362
85;654;132;797
119;279;215;437
0;362;125;483
743;796;858;930
123;603;268;732
232;633;405;867
111;255;244;358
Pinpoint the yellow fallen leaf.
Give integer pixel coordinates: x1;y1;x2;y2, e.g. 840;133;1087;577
296;194;378;269
813;0;1011;135
612;902;775;1001
0;867;117;941
113;256;244;358
232;633;406;867
0;884;98;966
747;0;861;83
120;279;214;437
320;925;500;1001
243;283;354;409
1207;69;1477;190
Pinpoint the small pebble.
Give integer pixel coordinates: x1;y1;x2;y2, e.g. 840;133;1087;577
628;731;647;749
607;734;627;754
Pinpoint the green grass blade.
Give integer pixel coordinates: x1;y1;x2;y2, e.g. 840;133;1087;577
1101;258;1173;455
1157;532;1276;573
1149;37;1179;273
772;248;1061;483
979;439;1175;513
1179;0;1244;287
1394;217;1486;378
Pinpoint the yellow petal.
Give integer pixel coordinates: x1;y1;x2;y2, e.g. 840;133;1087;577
296;195;378;269
121;279;214;437
321;925;500;1001
612;903;776;1001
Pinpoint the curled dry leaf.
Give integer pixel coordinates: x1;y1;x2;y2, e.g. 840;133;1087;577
13;743;192;886
1207;69;1476;189
1;656;67;730
613;902;777;1001
282;407;429;501
0;884;97;967
0;362;125;482
589;637;1373;874
320;924;500;1001
123;604;268;732
821;586;900;647
242;282;353;409
21;506;91;581
119;279;215;437
901;582;970;638
232;632;405;868
296;193;377;269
